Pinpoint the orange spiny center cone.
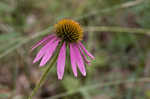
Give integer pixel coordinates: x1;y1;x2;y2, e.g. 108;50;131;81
55;19;83;42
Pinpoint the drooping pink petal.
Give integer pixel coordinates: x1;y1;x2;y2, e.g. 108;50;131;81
33;36;57;64
74;43;86;76
40;39;60;66
57;42;66;80
78;45;91;65
31;34;55;51
70;43;77;77
79;42;95;59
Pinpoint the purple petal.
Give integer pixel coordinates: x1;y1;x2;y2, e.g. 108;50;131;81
78;45;91;65
33;37;57;63
79;42;95;59
40;39;60;66
31;34;55;51
57;42;66;80
70;43;78;77
74;43;86;76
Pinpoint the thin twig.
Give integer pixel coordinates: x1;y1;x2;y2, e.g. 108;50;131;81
75;0;144;20
0;27;52;58
84;26;150;35
47;77;150;99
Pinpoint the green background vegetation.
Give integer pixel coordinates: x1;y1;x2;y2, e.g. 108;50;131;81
0;0;150;99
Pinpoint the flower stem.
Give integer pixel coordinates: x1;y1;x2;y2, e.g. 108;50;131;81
28;41;63;99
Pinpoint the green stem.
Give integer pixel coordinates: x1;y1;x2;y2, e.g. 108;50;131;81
28;42;63;99
28;57;57;99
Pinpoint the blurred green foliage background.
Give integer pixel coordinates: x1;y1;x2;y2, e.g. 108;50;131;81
0;0;150;99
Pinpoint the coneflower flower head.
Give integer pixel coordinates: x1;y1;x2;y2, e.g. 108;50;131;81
32;19;94;80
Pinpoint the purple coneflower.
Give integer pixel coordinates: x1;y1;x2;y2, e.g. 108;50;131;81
32;19;94;80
